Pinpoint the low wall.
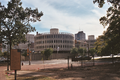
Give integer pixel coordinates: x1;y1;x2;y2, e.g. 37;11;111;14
21;53;71;61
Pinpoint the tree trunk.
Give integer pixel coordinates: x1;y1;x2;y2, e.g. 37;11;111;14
93;55;94;66
112;54;114;64
7;39;12;71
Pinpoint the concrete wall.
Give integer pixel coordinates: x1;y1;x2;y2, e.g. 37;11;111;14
49;53;70;59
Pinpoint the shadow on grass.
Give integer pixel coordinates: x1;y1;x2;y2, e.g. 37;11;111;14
15;62;120;80
17;76;54;80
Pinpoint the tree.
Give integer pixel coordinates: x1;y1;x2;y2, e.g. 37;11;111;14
89;48;96;56
0;0;43;70
94;35;106;56
22;51;27;57
94;0;120;56
44;48;53;60
89;48;96;66
70;47;78;58
2;52;8;58
41;51;44;60
101;6;120;53
0;50;2;57
78;47;83;56
93;0;120;8
94;0;120;64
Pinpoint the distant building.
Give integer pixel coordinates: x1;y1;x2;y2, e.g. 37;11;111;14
75;31;86;40
88;35;95;40
25;34;34;43
86;39;96;49
75;35;96;49
1;43;8;52
18;34;34;51
34;28;74;53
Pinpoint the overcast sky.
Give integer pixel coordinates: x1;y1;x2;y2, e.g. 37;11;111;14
1;0;111;39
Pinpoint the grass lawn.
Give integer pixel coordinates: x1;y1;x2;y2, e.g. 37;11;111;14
5;62;120;80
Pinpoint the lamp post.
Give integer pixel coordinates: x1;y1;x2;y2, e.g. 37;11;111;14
87;43;89;56
57;47;59;59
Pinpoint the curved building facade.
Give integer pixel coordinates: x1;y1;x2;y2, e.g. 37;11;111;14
34;28;74;53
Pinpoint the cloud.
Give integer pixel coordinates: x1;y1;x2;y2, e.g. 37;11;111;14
22;0;108;38
2;0;109;39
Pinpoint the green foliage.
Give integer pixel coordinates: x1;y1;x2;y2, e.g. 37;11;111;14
94;0;120;56
95;35;106;56
70;47;78;57
43;48;53;60
99;6;120;55
0;50;2;57
41;51;44;54
0;0;43;49
2;52;9;58
78;47;83;56
0;0;43;70
89;48;96;56
22;51;27;57
93;0;120;9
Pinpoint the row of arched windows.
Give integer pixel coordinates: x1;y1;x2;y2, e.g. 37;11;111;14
36;35;74;39
36;40;73;44
36;45;73;49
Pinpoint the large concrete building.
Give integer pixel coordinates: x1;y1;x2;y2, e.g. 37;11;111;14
75;31;86;40
34;28;74;53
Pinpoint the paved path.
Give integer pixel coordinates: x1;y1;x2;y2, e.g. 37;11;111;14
0;66;7;80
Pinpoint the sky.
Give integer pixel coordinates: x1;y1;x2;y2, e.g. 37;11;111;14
1;0;111;39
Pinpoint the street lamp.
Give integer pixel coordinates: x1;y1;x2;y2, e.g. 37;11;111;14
87;43;89;56
57;47;59;59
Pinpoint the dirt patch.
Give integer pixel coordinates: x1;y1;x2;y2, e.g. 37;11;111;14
6;63;120;80
0;62;7;66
